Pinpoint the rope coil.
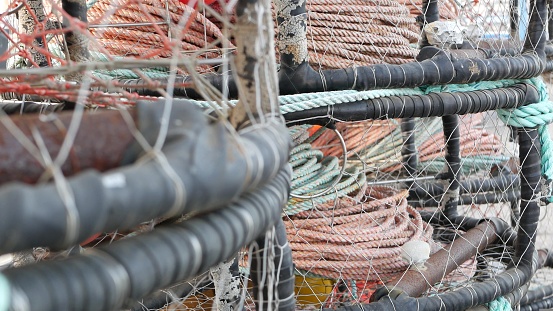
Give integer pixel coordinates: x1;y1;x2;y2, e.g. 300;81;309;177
299;0;420;69
286;133;367;215
87;0;233;70
286;186;434;280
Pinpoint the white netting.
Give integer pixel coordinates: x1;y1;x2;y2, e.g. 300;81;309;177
0;0;550;309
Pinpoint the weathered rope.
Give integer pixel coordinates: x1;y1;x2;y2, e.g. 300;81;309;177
301;0;419;69
286;128;367;216
286;186;434;280
87;0;233;66
496;78;553;201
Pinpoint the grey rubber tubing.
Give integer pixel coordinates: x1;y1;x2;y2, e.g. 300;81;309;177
0;166;292;311
0;101;291;253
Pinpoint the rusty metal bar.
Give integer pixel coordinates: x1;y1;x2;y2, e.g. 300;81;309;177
380;221;498;298
0;109;137;185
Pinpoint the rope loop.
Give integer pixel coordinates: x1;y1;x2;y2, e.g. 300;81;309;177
496;77;553;201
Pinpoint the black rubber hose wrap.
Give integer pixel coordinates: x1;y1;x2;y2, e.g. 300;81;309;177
516;128;541;266
2;166;292;311
400;118;418;182
437;114;461;219
0;101;292;253
284;83;539;126
112;46;546;99
412;173;519;198
251;218;296;311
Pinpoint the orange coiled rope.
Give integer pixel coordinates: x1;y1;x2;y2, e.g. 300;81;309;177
87;0;233;61
308;115;505;174
310;120;397;159
286;186;434;281
303;0;420;69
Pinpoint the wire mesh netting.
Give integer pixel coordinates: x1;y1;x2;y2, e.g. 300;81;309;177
0;0;551;309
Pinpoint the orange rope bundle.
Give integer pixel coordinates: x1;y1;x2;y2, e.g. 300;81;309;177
418;130;503;162
304;0;419;69
310;120;397;158
286;186;434;281
386;115;504;172
309;115;504;173
87;0;233;62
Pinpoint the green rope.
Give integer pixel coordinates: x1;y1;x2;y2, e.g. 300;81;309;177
496;77;553;201
87;0;99;8
46;47;172;80
90;51;171;79
420;155;510;175
286;132;366;216
422;77;553;201
421;79;520;94
287;172;366;216
0;273;9;311
486;297;511;311
279;88;422;114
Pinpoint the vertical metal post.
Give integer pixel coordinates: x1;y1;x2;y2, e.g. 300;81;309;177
62;0;90;81
439;115;462;220
230;0;280;128
401;118;419;197
419;0;440;47
516;128;541;266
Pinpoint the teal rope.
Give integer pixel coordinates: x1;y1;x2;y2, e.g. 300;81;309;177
486;297;511;311
187;88;425;115
279;88;422;114
286;135;366;216
286;172;366;216
420;155;510;175
421;79;521;94
47;47;173;80
496;77;553;201
90;51;171;79
0;273;9;311
87;0;99;8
